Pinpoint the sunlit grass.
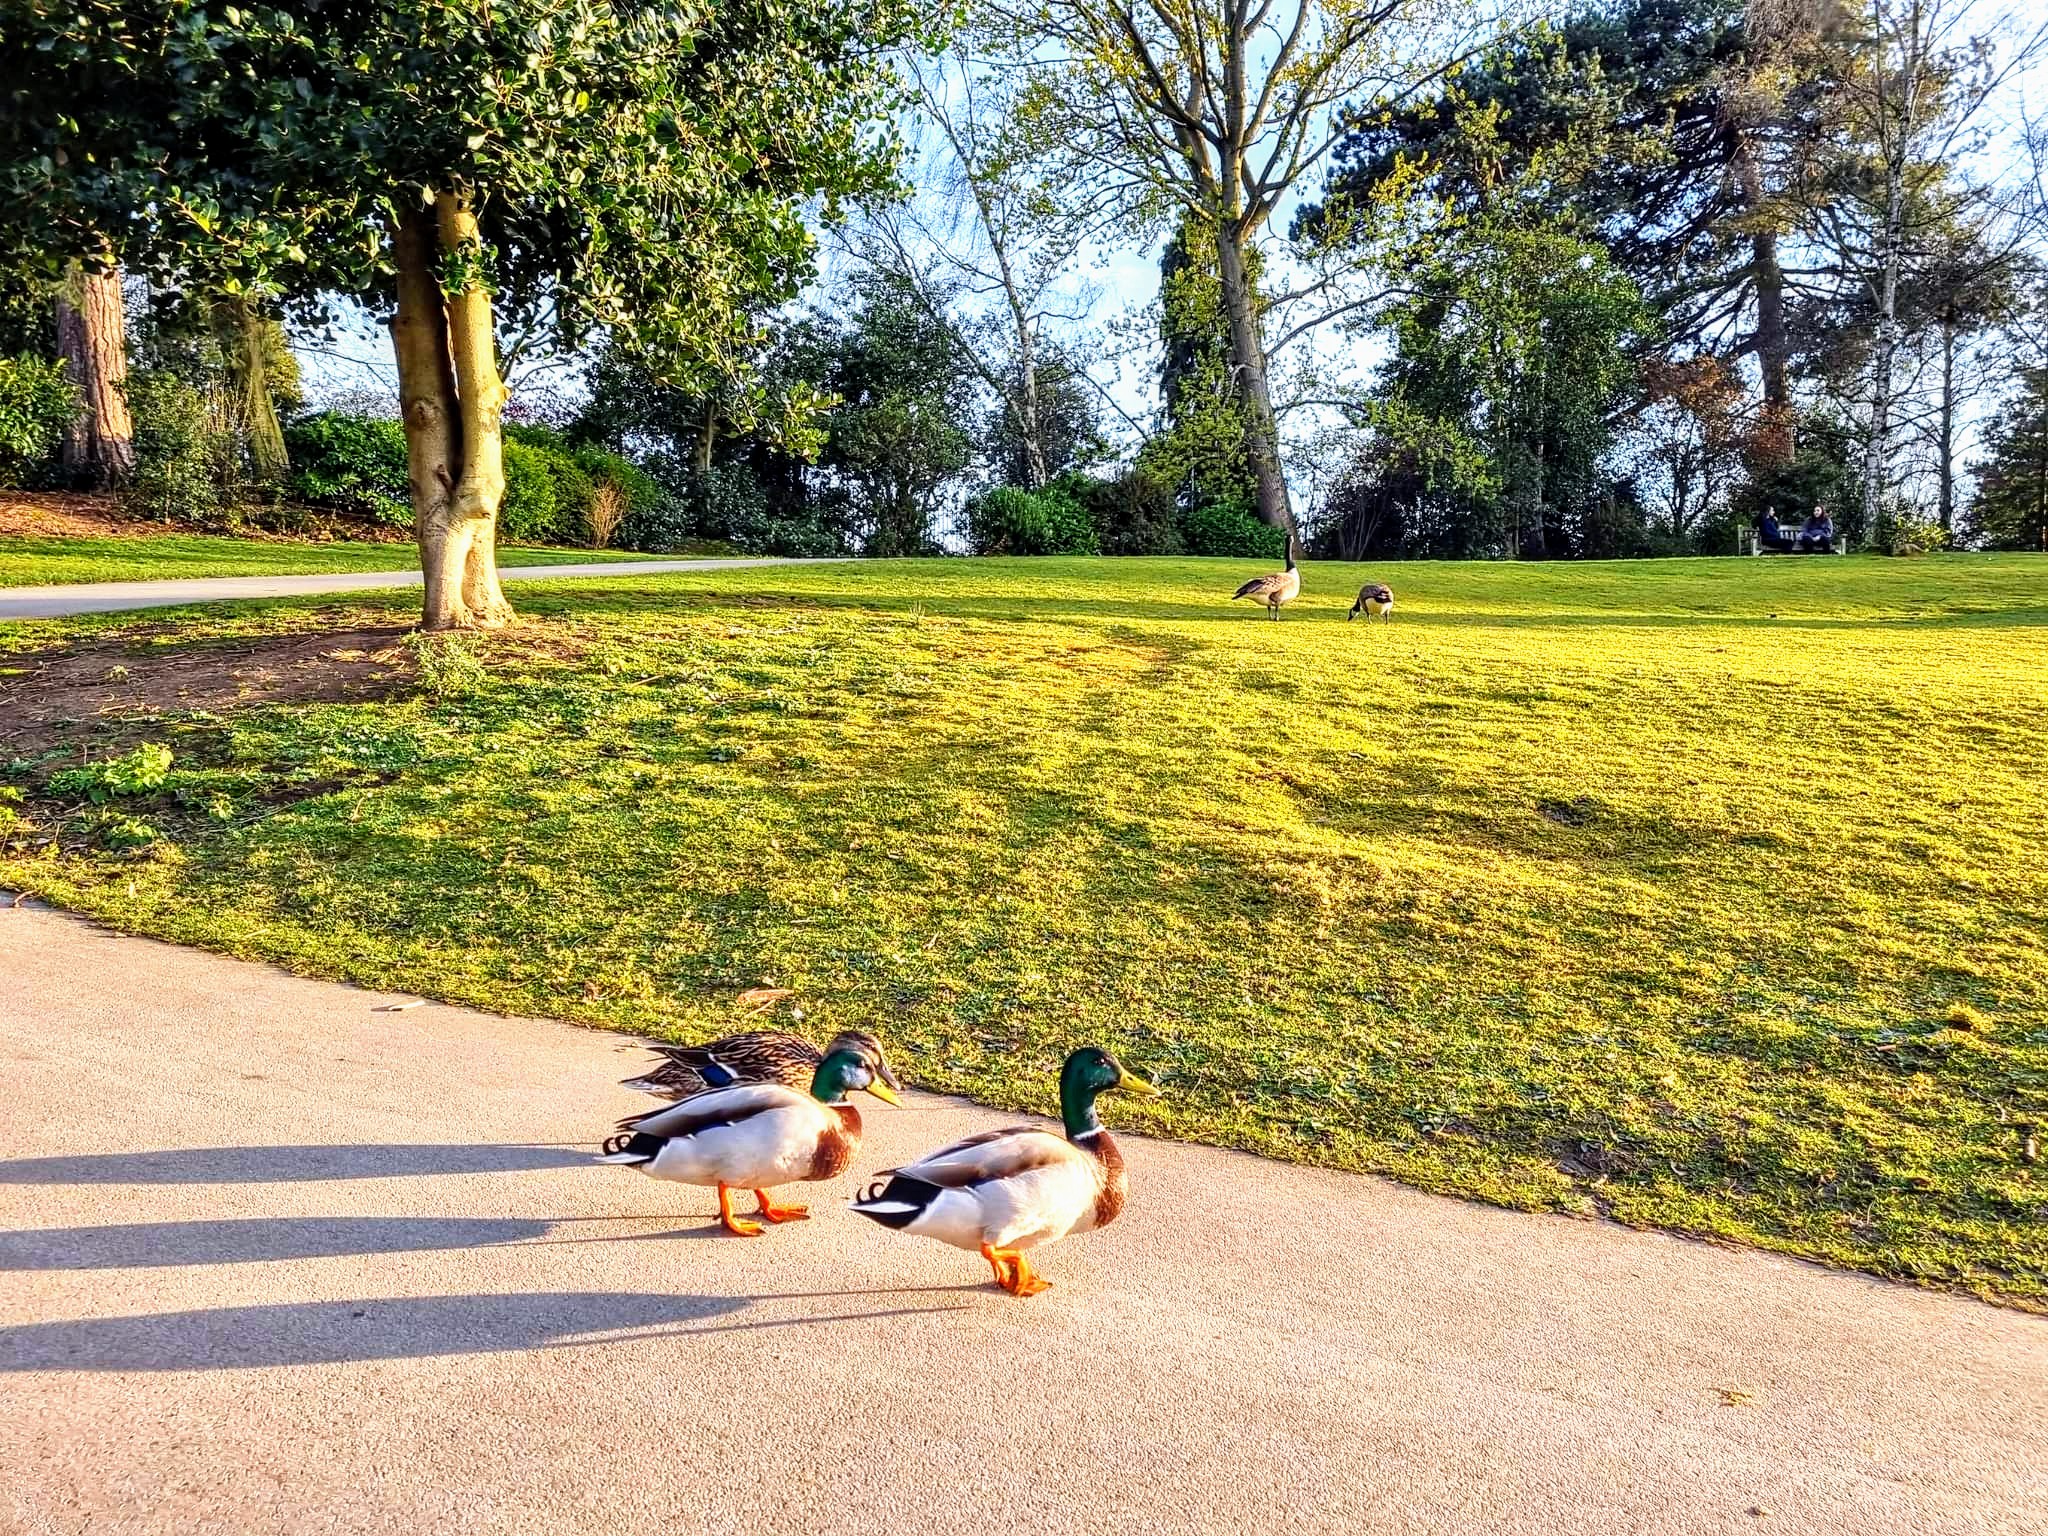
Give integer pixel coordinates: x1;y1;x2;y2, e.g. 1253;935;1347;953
0;533;676;587
5;553;2044;1307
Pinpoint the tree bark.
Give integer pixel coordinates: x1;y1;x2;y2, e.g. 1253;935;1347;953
390;202;471;631
1215;226;1291;531
1862;134;1907;542
55;258;135;487
694;406;717;474
213;294;289;485
1732;138;1795;466
435;191;514;627
1936;310;1956;535
1860;0;1922;547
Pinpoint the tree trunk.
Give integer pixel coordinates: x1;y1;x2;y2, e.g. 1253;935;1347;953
1862;145;1907;543
213;294;289;485
1732;138;1795;466
1936;311;1956;535
1214;226;1291;531
693;407;718;474
435;191;514;627
55;258;135;487
1016;324;1047;491
390;202;472;631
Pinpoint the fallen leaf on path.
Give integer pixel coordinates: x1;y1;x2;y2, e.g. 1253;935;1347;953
374;999;427;1012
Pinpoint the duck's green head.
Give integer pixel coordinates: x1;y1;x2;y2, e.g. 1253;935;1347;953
1059;1046;1159;1138
811;1040;903;1107
825;1030;902;1093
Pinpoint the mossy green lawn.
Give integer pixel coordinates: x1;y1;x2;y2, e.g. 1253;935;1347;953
0;534;673;588
4;555;2044;1306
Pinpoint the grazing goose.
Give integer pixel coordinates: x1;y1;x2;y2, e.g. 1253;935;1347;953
1231;533;1301;619
621;1028;899;1100
1348;582;1394;623
600;1040;901;1236
849;1046;1157;1297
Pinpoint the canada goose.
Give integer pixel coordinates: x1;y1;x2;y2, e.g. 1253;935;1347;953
1348;582;1394;623
849;1046;1158;1297
1231;534;1301;619
621;1028;899;1100
600;1041;901;1236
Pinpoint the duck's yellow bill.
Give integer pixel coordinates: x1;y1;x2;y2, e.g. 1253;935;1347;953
1118;1070;1161;1097
866;1081;904;1106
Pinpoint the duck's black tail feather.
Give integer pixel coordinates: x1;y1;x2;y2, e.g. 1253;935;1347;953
848;1171;941;1229
597;1130;665;1164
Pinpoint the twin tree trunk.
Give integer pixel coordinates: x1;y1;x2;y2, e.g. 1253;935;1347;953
55;259;135;488
390;193;514;631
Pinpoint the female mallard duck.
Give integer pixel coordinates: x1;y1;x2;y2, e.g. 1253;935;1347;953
621;1028;899;1100
1231;533;1300;619
1348;581;1394;623
600;1041;901;1236
850;1046;1157;1296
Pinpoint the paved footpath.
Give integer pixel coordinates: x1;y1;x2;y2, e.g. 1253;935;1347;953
0;557;842;621
1;903;2041;1536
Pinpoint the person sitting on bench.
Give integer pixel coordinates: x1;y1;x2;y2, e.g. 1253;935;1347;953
1800;506;1836;553
1757;510;1796;552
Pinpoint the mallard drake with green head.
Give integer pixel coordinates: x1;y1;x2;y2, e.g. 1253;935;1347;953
849;1046;1157;1296
621;1028;898;1100
600;1040;901;1236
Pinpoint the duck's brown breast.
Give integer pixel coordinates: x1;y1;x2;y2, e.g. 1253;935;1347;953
1087;1129;1129;1229
808;1103;862;1181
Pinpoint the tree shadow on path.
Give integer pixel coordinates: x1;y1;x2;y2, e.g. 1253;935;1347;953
0;1143;594;1185
0;1215;556;1270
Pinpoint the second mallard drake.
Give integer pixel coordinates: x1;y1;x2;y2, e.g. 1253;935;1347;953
600;1040;901;1236
850;1046;1157;1296
622;1028;899;1100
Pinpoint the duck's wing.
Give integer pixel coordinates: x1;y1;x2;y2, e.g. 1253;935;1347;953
894;1126;1079;1187
619;1057;708;1099
607;1080;801;1144
640;1030;819;1089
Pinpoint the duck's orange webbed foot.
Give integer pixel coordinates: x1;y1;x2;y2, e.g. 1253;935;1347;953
979;1242;1015;1288
1006;1254;1052;1297
754;1190;810;1224
717;1183;765;1237
981;1243;1050;1296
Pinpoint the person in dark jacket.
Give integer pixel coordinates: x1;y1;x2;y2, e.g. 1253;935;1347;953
1800;505;1836;553
1758;510;1792;552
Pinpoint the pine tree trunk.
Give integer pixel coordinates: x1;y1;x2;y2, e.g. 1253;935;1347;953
390;202;471;631
55;258;135;487
1733;140;1795;465
213;294;289;485
1214;227;1291;532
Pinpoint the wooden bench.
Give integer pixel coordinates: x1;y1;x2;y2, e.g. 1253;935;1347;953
1742;530;1842;556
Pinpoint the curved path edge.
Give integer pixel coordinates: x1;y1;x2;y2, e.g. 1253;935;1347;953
0;556;847;621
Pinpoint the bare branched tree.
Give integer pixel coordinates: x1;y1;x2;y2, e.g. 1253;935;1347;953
990;0;1510;531
836;52;1108;489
